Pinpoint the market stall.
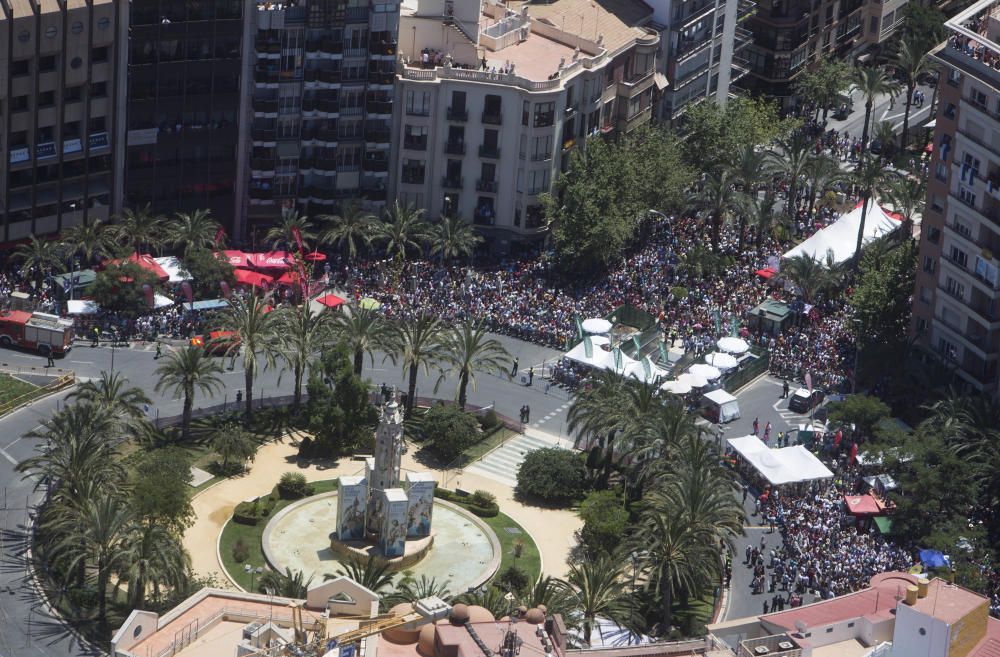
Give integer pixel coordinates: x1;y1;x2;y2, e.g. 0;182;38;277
726;436;834;486
702;388;741;423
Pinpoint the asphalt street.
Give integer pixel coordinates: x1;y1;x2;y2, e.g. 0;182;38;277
823;83;936;146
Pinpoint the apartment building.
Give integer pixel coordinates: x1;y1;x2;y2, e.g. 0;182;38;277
389;0;661;254
246;0;399;228
646;0;755;122
0;0;124;240
122;0;248;233
911;0;1000;396
742;0;865;108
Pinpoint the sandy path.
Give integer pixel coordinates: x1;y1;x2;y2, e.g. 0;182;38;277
183;431;580;587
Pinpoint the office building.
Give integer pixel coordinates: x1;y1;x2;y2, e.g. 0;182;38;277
389;0;661;254
246;0;399;229
911;0;1000;396
0;0;123;240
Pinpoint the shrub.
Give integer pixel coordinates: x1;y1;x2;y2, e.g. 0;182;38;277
233;500;262;526
479;408;500;430
277;472;313;500
670;286;688;300
232;538;250;563
578;490;629;556
423;404;481;462
515;447;588;505
495;565;530;593
434;488;499;517
470;490;496;508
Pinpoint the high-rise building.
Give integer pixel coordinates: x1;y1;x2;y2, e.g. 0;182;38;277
122;0;247;232
389;0;660;254
646;0;755;123
911;0;1000;396
245;0;399;231
0;0;124;239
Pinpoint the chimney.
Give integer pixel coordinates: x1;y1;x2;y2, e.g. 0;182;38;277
904;586;919;606
917;578;929;598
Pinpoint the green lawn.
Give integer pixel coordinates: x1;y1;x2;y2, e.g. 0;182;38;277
0;373;38;406
462;427;518;463
480;510;541;584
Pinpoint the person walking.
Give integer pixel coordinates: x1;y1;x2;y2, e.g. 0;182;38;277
524;405;530;423
46;350;55;368
742;483;749;503
91;326;100;347
155;341;162;359
510;357;519;378
782;380;789;398
753;417;759;436
527;367;534;386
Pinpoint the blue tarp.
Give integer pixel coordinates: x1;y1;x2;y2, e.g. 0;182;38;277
189;299;229;311
919;549;950;568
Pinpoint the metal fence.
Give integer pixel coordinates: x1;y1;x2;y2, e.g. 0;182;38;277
150;393;300;429
722;350;770;393
0;372;75;417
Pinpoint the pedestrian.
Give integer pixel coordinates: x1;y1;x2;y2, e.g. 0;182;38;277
777;430;784;447
763;600;770;614
46;350;55;368
760;535;766;550
92;326;100;347
236;390;243;406
155;341;162;359
753;417;759;436
745;544;752;564
527;367;534;386
524;405;530;423
510;357;519;378
782;380;789;398
742;483;749;503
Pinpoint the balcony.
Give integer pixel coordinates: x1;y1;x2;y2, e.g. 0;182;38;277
304;69;319;82
366;100;392;114
482;110;503;125
616;108;651;133
255;39;282;54
251;128;276;141
444;140;466;155
478;144;500;159
754;8;809;26
442;176;463;190
253;98;279;113
368;71;394;85
401;171;425;185
315;158;338;172
317;127;339;142
530;151;551;162
447;106;469;122
406;106;431;117
369;40;397;56
320;40;344;55
305;41;320;54
476;179;497;193
618;73;655;98
345;6;368;21
317;99;340;113
254;69;279;84
318;70;342;84
403;137;427;151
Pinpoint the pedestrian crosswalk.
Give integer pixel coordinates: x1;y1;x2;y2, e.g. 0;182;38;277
531;401;571;429
466;431;567;487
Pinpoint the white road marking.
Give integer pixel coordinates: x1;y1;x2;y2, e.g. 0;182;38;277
0;448;18;465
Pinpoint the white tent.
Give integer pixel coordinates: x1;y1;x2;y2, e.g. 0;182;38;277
67;299;99;315
623;357;668;384
782;203;901;264
677;371;709;389
153;256;192;283
706;352;739;370
689;363;722;380
153;293;174;309
702;388;740;422
565;338;615;370
727;435;834;485
582;317;613;334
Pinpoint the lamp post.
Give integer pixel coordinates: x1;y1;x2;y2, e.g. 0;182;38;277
628;551;639;645
244;563;263;592
851;318;862;394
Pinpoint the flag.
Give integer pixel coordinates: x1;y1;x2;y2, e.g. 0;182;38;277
613;347;622;371
142;283;154;308
214;226;226;247
806;372;813;394
632;335;641;356
574;315;584;339
291;225;304;253
641;357;651;380
583;335;593;359
659;340;669;364
220;281;231;298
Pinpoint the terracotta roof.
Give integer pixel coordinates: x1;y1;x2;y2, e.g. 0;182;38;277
761;574;917;632
511;0;654;54
970;619;1000;657
909;578;990;625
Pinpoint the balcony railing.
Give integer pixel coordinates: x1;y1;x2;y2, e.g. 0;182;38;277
253;98;279;113
363;159;389;172
478;144;500;159
251;128;276;141
369;41;398;56
315;158;338;172
447;107;469;121
482;111;503;125
442;176;463;189
366;100;392;114
476;179;497;192
444;141;466;155
401;172;425;185
254;69;279;84
403;137;427;151
318;70;342;84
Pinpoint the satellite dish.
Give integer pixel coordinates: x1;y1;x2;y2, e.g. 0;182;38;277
794;620;808;634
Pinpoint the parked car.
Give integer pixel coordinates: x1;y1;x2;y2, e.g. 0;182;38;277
789;388;825;413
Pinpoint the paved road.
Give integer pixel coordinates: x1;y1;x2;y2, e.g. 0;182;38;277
823;83;936;146
0;332;566;656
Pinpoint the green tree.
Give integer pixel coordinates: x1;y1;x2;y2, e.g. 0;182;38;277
120;521;191;609
212;423;257;473
427;214;482;264
319;201;376;263
180;246;236;300
851;66;902;158
112;204;164;254
61;218;117;267
781;254;835;304
332;305;396;377
577;491;629;557
265;210;317;251
155;346;225;441
13;235;65;294
166;209;222;258
423;404;480;461
826;394;892;439
803;154;846;215
900;3;946;54
686;170;744;252
275;302;332;409
327;554;396;595
848;238;917;351
851;159;899;272
90;262;162;317
794;58;852;121
437;321;511;410
893;38;935;150
129;446;195;529
885;174;926;237
730;145;771;250
258;567;314;597
516;447;588;505
393;314;445;417
766;133;815;221
305;346;378;456
215;292;280;418
376;201;430;262
557;553;627;645
68;370;152;436
391;575;453;604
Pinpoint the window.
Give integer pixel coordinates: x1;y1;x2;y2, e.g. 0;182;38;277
971;88;988;108
38;91;56;108
950;246;968;268
531;135;552;160
947;68;961;85
953;218;972;238
403;125;427;150
923;256;936;273
39;55;57;72
935;162;948;181
10;96;29;112
945;277;965;300
930;194;944;213
65;86;83;103
89;116;106;132
927;226;941;244
522;101;529;126
527;169;550;194
916;317;928;332
959;185;977;208
534;102;554;127
401;158;425;184
92;81;108;97
11;59;30;76
405;90;430;116
938;337;957;361
944;103;956;119
92;46;109;62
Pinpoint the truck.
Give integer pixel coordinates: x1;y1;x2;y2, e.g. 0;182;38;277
0;310;75;356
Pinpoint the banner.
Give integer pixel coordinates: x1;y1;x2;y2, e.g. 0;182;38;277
291;225;304;253
181;281;194;311
613;347;622;371
583;335;593;359
337;476;367;540
404;473;435;538
220;281;231;298
142;283;154;308
574;315;584;340
641;357;651;379
214;227;226;247
658;340;669;364
379;490;409;558
632;335;641;356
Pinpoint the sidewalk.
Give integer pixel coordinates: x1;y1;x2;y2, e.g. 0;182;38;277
465;426;574;487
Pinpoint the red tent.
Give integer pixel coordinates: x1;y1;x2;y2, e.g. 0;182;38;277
755;267;777;279
316;293;345;308
844;494;883;516
108;253;170;282
304;251;327;262
222;250;249;268
233;269;274;289
276;270;304;286
249;251;293;270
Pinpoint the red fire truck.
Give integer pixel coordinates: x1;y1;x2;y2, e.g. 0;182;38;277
0;310;75;356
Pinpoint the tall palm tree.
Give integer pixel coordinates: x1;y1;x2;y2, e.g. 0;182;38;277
215;292;280;418
155;346;225;441
319;201;376;263
781;254;833;303
61;218;116;266
894;38;934;150
166;209;222;257
113;204;164;254
332;305;396;377
852;159;899;272
392;314;445;417
120;522;191;608
851;66;901;158
885;174;926;238
685;171;742;252
730;145;771;249
265;210;317;252
275;303;332;409
745;191;780;254
327;554;396;595
557;554;628;645
803;154;846;215
12;235;65;294
427;214;482;264
376;201;429;262
766;134;814;222
436;321;512;410
68;371;152;437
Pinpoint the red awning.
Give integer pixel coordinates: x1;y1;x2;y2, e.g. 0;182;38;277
755;267;777;279
316;293;345;308
108;253;170;282
221;250;249;268
248;251;294;270
844;494;883;516
276;270;304;286
304;251;327;262
233;269;275;289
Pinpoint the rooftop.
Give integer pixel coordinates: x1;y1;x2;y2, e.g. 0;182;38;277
970;619;1000;657
942;0;1000;61
908;578;990;625
507;0;654;54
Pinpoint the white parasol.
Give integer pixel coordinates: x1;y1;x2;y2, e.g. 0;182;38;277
677;372;709;388
660;379;693;395
582;317;613;334
705;352;739;370
717;336;750;355
689;363;722;380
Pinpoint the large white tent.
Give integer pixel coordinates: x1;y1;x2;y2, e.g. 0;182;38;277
565;337;616;370
153;256;192;283
783;203;901;264
727;435;834;485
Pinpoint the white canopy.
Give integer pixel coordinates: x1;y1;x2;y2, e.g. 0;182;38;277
702;387;741;422
67;299;99;315
153;256;192;283
689;363;722;380
717;337;750;355
782;203;901;264
623;357;668;384
727;435;834;485
677;372;709;389
706;352;739;370
660;379;693;395
153;293;174;309
582;317;613;334
565;339;615;370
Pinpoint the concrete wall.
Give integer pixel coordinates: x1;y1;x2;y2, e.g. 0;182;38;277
893;603;950;657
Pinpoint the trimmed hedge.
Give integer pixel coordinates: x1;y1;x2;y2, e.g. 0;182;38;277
232;494;277;526
435;487;499;518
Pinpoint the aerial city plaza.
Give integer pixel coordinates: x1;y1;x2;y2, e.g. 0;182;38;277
4;0;1000;656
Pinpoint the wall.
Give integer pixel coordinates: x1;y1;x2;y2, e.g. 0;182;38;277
892;603;951;657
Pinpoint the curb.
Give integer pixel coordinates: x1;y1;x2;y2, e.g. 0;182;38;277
216;516;246;592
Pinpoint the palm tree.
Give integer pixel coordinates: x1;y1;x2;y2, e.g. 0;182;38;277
327;554;396;595
393;314;445;417
781;254;833;303
437;321;512;410
557;553;628;645
894;38;934;150
332;306;396;377
852;159;899;272
850;66;901;158
13;235;65;293
319;201;376;262
885;174;926;238
113;204;164;254
120;522;191;608
276;303;333;409
685;171;742;252
427;214;482;264
453;585;513;618
61;218;116;266
68;371;152;437
745;192;781;254
730;145;770;249
265;210;317;252
215;292;280;418
391;574;453;604
803;155;846;215
766;134;814;222
258;567;314;597
375;201;429;262
166;209;222;257
155;346;225;441
212;422;257;472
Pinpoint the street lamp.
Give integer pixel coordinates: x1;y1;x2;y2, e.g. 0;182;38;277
851;318;862;394
628;551;639;645
244;563;263;591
